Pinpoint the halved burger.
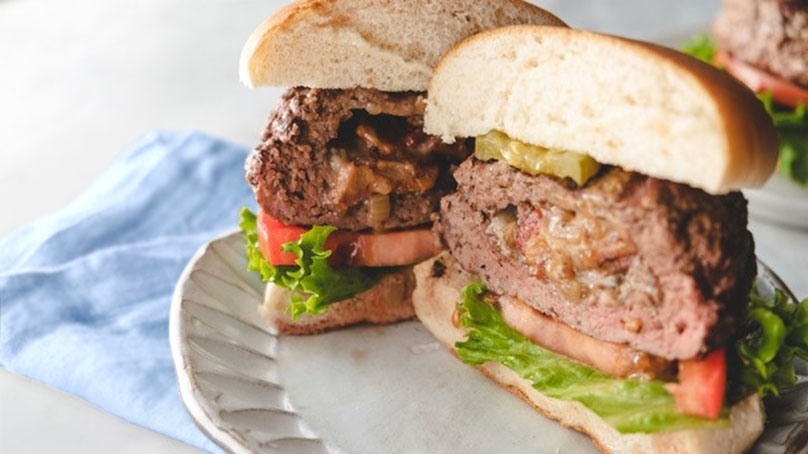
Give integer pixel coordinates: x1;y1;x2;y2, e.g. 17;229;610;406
414;25;807;453
237;0;566;334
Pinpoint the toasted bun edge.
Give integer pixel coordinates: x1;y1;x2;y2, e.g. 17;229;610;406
260;266;416;335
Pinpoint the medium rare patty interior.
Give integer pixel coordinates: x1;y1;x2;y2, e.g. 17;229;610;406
439;158;756;360
246;87;470;231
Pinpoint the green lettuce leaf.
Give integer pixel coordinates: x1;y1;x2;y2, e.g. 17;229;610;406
681;34;808;186
454;282;723;434
758;94;808;185
680;33;716;64
730;287;808;400
239;207;381;319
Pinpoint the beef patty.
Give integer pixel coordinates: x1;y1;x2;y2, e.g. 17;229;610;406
439;158;756;360
246;87;470;231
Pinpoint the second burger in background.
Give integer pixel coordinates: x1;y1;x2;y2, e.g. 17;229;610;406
237;0;566;334
684;0;808;187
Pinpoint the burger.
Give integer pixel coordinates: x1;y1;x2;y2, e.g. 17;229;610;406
413;25;807;453
683;0;808;187
236;0;566;334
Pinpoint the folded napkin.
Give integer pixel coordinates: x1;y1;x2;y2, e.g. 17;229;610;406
0;131;256;452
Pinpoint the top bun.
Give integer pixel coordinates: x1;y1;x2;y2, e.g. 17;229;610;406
424;26;779;194
239;0;566;91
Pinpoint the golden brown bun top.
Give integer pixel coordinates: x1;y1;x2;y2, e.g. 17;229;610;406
239;0;566;91
425;25;779;193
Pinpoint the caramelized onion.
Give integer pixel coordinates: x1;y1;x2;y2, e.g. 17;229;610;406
368;193;391;230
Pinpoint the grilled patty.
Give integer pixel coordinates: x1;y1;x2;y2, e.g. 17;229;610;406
439;158;756;360
246;87;470;231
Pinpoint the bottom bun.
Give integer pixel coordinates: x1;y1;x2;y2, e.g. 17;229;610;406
412;252;765;454
260;267;416;335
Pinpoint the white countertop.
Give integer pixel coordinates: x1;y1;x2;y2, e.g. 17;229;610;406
2;0;806;452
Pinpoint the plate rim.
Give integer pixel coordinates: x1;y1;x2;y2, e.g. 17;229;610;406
168;230;233;451
169;228;283;454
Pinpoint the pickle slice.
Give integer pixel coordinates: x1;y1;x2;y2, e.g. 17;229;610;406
475;130;601;186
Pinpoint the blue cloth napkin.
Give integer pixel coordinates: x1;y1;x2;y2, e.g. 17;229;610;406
0;131;257;452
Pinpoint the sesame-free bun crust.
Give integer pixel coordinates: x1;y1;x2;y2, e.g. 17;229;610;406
239;0;566;91
412;252;766;454
424;26;779;194
260;267;416;335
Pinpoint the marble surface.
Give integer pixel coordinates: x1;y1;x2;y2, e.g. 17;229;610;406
2;0;806;452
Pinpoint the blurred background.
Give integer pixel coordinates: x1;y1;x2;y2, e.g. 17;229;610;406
0;0;720;239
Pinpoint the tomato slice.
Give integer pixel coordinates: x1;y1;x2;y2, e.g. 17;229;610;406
666;347;727;419
256;210;440;268
715;51;808;108
256;211;308;266
346;229;439;267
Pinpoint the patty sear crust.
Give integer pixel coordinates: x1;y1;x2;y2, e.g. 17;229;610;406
246;87;470;231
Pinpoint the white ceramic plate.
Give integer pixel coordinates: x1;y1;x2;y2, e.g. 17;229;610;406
745;175;808;230
170;230;808;454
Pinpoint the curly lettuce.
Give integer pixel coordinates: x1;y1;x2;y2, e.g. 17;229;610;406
759;95;808;185
681;34;808;186
730;287;808;400
239;208;381;319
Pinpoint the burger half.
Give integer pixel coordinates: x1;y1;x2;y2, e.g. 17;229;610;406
237;0;566;334
414;25;806;453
